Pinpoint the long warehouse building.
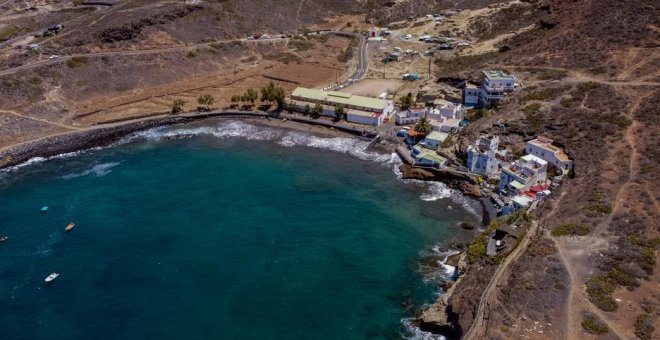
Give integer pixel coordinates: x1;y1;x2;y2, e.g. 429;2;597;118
290;87;394;126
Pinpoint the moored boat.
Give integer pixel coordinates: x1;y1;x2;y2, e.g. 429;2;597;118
45;273;59;283
65;223;75;232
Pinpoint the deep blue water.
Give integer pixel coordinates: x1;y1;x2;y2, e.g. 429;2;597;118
0;121;479;339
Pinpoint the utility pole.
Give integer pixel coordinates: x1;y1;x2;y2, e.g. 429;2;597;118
428;51;434;80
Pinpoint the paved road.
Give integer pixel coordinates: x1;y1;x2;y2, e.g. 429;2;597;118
324;31;368;90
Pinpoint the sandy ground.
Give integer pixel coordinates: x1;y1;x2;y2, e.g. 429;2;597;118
339;78;404;97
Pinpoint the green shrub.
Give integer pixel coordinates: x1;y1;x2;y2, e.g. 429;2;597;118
607;268;634;286
581;315;609;335
466;243;486;264
66;56;88;68
0;27;19;42
287;38;315;51
586;276;618;312
551;223;591;237
635;314;655;340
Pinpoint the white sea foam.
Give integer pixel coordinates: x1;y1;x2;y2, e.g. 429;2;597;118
419;182;453;202
62;162;121;179
279;131;392;162
1;148;103;174
401;318;446;340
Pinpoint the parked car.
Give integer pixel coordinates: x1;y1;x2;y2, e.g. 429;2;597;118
49;55;58;60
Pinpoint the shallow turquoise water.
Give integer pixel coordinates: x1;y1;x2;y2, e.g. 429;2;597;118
0;121;478;339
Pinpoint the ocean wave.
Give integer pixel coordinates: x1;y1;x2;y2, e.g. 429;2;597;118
1;148;104;174
418;247;460;285
419;182;453;202
278;131;393;163
121;121;284;144
401;318;446;340
62;162;121;179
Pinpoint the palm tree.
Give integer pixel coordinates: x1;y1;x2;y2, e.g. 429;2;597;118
414;117;432;135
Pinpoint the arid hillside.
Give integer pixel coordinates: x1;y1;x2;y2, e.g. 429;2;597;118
431;0;659;339
0;0;367;149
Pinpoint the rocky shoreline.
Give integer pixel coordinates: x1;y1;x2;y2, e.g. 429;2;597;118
0;110;374;171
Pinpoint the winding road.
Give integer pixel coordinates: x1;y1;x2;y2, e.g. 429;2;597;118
323;31;368;90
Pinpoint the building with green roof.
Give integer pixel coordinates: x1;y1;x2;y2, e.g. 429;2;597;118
290;88;394;123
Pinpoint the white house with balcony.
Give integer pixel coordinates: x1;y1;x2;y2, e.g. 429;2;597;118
525;136;572;174
478;70;516;107
499;154;548;195
466;135;500;176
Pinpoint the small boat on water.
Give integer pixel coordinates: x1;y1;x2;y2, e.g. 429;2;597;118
41;206;49;214
64;223;75;232
0;236;8;243
45;273;59;283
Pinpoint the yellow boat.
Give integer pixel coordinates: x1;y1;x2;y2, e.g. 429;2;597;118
65;223;75;232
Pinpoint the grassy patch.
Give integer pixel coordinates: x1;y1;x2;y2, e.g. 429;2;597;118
551;223;591;237
287;37;316;52
435;52;499;75
0;27;19;42
66;56;88;68
185;50;198;59
536;69;568;80
337;37;357;63
581;314;609;335
263;52;301;64
28;77;42;85
466;108;489;122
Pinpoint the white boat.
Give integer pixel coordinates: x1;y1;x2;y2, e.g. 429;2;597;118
0;236;8;242
45;273;59;283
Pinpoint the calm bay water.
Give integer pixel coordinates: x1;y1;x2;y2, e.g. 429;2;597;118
0;121;479;339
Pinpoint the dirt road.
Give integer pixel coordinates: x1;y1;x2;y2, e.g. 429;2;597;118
463;218;540;339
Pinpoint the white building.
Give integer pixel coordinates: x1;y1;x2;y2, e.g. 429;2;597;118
478;70;515;107
412;145;447;168
525;136;572;174
499;154;548;195
466;136;500;176
346;110;385;126
290;87;394;118
419;131;449;149
429;100;464;119
439;118;461;133
463;84;480;107
396;108;426;125
462;70;516;108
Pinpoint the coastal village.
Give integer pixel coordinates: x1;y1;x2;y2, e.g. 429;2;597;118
1;1;656;339
284;66;572;226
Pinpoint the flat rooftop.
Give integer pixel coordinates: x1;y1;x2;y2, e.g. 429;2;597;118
528;139;570;162
482;70;515;80
291;87;389;111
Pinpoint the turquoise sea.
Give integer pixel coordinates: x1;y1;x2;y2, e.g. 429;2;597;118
0;120;480;339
